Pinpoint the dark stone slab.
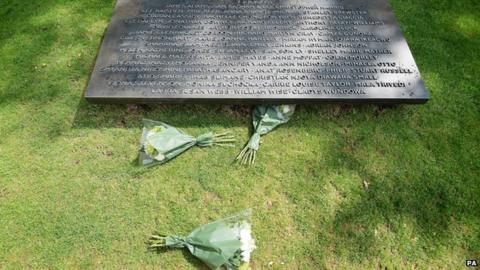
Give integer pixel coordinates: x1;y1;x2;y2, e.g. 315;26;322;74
85;0;429;104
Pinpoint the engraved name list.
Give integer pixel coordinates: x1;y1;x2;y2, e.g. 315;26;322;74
85;0;429;104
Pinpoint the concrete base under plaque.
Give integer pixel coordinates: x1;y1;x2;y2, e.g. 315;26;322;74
85;0;429;104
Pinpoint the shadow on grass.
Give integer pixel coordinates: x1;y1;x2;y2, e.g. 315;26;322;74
282;104;479;266
0;0;478;268
0;3;60;106
312;0;479;263
149;248;209;270
0;0;116;106
71;99;251;130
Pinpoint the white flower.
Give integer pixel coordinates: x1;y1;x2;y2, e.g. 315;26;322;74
145;126;166;161
280;105;296;115
153;152;165;161
280;105;292;114
239;222;256;262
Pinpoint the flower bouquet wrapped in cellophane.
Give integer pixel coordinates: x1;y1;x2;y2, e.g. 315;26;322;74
139;119;235;166
148;209;256;270
236;105;296;165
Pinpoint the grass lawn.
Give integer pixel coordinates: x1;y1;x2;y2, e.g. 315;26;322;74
0;0;479;269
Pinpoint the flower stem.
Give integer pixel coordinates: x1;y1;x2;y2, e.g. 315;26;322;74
147;234;167;249
236;146;256;165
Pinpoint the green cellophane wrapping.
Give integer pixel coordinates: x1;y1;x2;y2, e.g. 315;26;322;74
236;105;296;165
148;209;255;270
139;119;234;166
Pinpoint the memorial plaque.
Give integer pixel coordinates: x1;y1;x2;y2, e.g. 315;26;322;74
85;0;429;104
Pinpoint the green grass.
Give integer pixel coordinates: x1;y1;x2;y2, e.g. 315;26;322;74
0;0;479;269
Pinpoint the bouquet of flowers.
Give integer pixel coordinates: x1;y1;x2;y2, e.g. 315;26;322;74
148;209;256;270
236;105;296;165
139;119;235;166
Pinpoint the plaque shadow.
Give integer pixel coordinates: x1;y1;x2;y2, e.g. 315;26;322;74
71;99;253;129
